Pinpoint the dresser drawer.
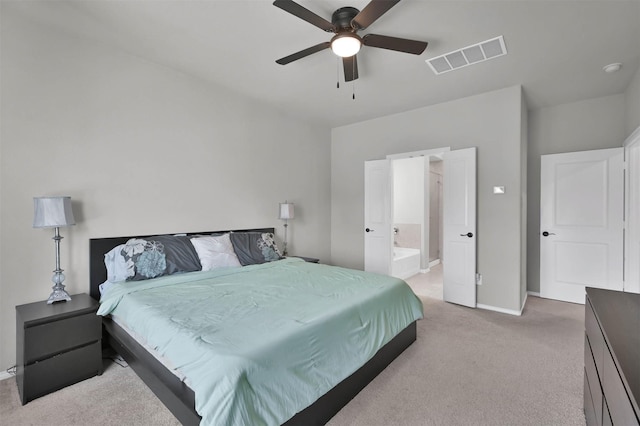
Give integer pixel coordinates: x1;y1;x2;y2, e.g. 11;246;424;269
20;341;101;404
585;299;605;377
602;346;639;425
585;369;598;426
585;335;603;424
24;313;101;363
602;397;612;426
584;289;640;426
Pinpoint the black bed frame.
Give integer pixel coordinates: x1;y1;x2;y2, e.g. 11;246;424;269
89;228;417;425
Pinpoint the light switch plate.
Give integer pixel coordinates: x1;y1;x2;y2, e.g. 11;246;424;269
493;186;505;194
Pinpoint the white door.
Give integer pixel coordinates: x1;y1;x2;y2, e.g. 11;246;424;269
442;147;477;307
364;159;392;275
540;148;624;304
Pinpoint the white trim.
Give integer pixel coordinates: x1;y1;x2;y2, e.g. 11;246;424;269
386;147;451;160
477;294;527;316
527;291;540;297
429;259;440;268
419;268;430;274
623;126;640;294
0;371;14;382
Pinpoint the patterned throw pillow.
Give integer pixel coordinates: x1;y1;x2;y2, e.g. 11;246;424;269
121;239;166;280
118;235;202;281
229;232;283;266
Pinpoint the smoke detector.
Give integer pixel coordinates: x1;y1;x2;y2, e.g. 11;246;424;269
426;36;507;75
603;63;622;73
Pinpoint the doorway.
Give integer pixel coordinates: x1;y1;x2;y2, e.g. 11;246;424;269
391;155;444;298
364;146;477;307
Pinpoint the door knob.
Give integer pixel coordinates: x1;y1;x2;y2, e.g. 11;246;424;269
365;228;374;233
459;232;473;238
542;231;556;237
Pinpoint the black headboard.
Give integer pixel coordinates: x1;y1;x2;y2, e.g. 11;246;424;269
89;227;275;301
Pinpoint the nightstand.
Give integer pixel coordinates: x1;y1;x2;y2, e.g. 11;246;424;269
16;293;102;405
293;256;320;263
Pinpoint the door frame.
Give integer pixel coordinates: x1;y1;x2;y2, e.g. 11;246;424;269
387;148;451;273
624;126;640;294
384;147;478;308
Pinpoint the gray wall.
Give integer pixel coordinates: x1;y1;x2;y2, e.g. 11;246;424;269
526;94;627;293
0;9;331;370
393;157;424;224
331;86;526;313
626;66;640;136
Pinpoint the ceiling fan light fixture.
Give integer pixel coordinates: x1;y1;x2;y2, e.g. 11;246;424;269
331;33;362;58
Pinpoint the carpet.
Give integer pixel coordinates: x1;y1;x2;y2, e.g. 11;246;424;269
0;295;586;425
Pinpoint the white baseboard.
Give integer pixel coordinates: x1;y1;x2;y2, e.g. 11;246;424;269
428;259;440;268
477;295;526;316
0;370;14;382
527;291;540;297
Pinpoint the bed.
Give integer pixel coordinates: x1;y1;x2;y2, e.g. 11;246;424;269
89;228;423;425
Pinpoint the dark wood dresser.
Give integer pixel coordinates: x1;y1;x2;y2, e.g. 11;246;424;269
16;293;102;404
584;288;640;425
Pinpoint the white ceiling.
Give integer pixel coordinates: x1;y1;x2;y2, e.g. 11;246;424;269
6;0;640;127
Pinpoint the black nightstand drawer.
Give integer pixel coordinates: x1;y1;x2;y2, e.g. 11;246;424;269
24;313;101;363
16;293;102;405
20;341;102;404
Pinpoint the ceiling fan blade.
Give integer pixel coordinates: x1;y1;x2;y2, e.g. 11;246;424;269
363;34;428;55
273;0;335;32
276;42;331;65
351;0;401;30
343;55;359;82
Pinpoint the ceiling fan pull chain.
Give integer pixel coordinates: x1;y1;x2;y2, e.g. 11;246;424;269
336;57;340;89
352;70;356;100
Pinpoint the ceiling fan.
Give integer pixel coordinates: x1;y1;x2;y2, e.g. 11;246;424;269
273;0;428;82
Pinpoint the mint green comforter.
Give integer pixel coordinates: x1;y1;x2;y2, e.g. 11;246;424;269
98;258;423;426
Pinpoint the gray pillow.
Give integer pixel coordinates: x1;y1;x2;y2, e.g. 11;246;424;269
229;232;282;266
125;235;202;281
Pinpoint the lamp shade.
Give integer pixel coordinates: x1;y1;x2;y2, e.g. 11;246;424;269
33;196;76;228
278;203;295;220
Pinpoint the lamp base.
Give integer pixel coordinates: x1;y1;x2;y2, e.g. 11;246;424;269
47;285;72;304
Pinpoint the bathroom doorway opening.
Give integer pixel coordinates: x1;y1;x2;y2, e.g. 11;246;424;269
389;150;444;299
365;146;477;306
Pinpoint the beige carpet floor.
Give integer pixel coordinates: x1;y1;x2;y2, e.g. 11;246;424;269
1;294;586;426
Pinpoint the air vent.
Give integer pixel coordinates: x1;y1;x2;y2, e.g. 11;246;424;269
426;36;507;75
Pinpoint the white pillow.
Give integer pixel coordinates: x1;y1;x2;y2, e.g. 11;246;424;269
190;234;241;271
104;244;135;282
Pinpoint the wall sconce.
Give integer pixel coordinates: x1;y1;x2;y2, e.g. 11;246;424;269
278;201;295;256
33;196;76;304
